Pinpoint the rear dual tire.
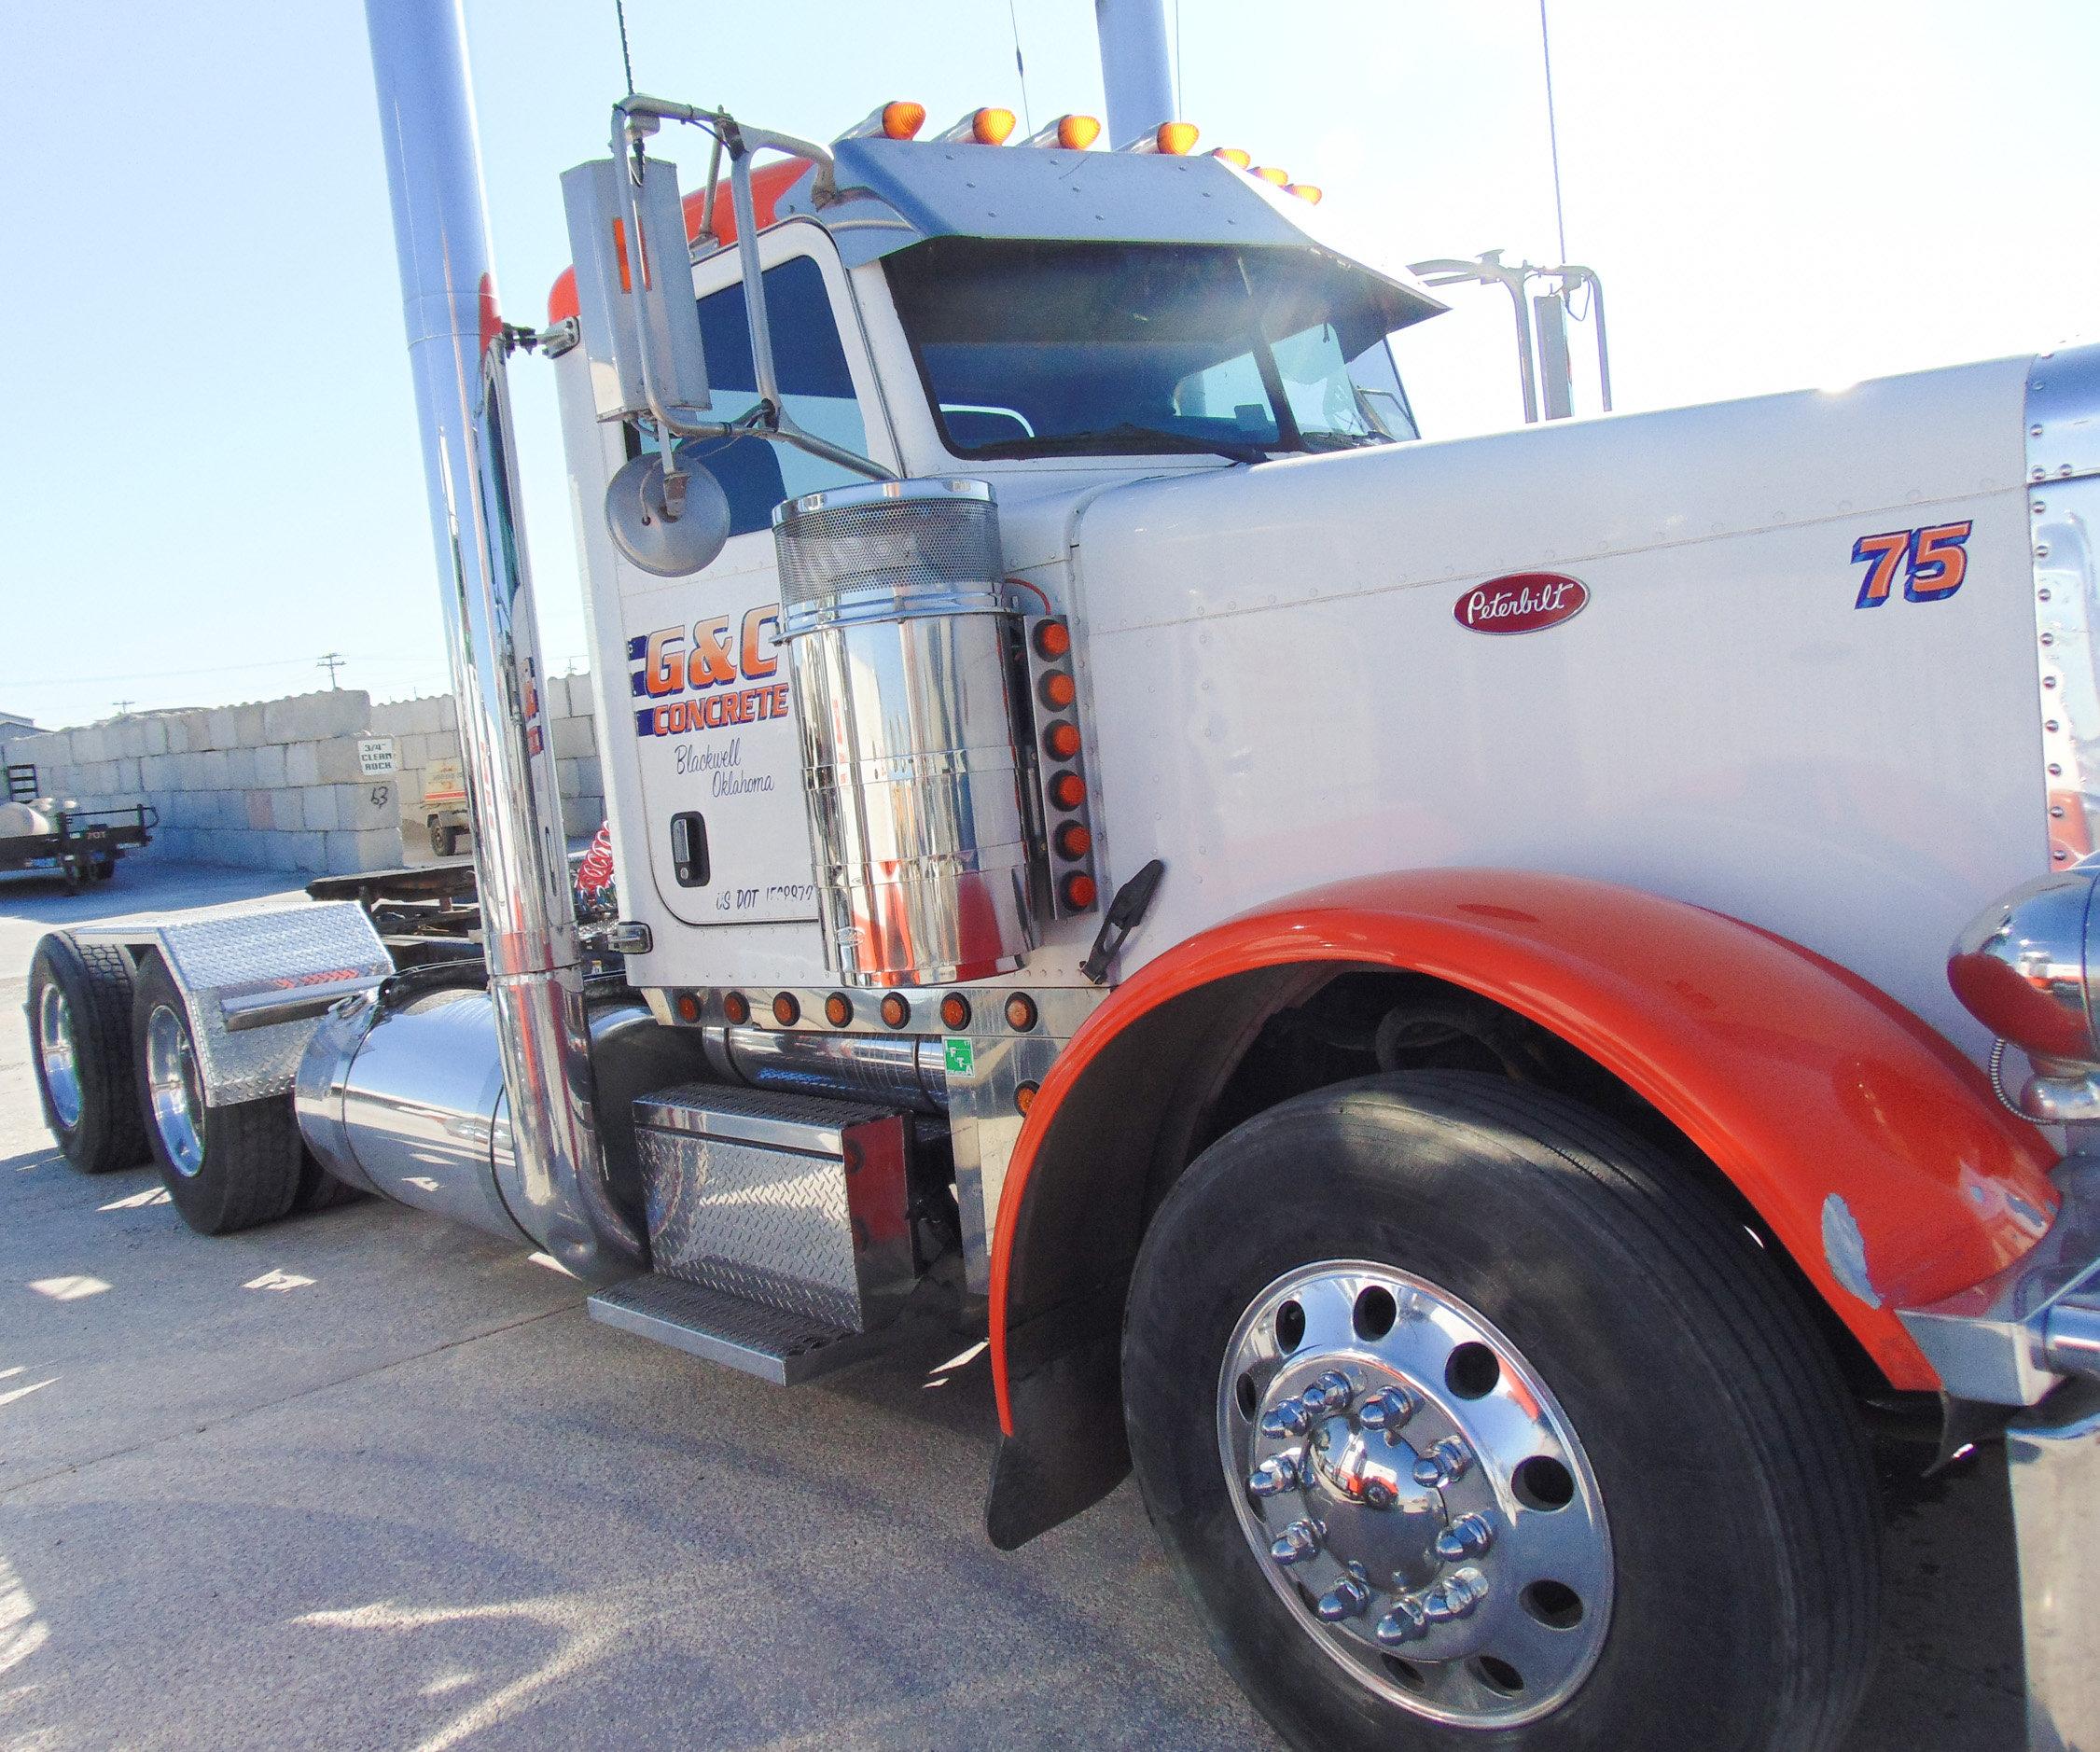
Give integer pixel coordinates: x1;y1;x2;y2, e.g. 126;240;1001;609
1123;1071;1880;1752
29;933;149;1175
131;954;358;1231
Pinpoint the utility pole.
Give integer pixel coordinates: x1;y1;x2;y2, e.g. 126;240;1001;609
318;652;347;689
113;700;133;717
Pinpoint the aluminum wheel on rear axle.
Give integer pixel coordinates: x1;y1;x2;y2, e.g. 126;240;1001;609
144;1003;206;1177
1217;1259;1612;1728
36;983;84;1130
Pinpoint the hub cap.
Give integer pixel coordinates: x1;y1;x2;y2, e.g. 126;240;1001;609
1217;1261;1611;1727
145;1004;205;1177
36;984;83;1129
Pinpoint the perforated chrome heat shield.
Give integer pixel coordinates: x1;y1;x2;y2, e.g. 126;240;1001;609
772;479;1040;986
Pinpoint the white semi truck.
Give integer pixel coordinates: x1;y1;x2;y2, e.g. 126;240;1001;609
23;4;2100;1746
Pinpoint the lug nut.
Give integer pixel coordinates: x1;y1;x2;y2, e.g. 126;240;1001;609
1300;1370;1355;1414
1247;1453;1300;1498
1423;1566;1489;1623
1315;1576;1371;1621
1260;1398;1314;1439
1357;1386;1418;1434
1412;1436;1475;1488
1270;1518;1323;1566
1434;1512;1495;1562
1375;1595;1431;1646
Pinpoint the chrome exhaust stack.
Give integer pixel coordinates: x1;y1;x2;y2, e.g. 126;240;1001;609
360;0;642;1280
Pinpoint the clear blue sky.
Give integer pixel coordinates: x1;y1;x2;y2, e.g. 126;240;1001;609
4;1;2096;730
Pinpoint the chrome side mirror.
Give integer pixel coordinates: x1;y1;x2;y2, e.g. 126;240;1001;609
605;447;731;577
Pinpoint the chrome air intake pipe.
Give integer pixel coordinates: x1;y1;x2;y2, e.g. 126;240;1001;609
361;0;643;1280
773;480;1040;987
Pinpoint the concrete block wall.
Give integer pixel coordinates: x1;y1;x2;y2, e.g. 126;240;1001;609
1;690;404;875
371;671;605;845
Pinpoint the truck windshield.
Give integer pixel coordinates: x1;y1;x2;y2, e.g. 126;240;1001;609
883;237;1418;461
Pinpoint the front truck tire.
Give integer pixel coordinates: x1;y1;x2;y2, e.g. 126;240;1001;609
1123;1070;1880;1752
131;952;303;1234
28;932;149;1174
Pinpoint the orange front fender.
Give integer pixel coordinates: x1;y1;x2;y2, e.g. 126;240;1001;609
990;869;2059;1437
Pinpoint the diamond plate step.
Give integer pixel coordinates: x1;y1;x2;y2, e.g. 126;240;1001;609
587;1272;895;1384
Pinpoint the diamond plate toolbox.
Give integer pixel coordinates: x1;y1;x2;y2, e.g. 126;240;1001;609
88;902;391;1105
632;1083;915;1333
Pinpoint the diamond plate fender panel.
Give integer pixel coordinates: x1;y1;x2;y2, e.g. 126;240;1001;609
81;902;392;1105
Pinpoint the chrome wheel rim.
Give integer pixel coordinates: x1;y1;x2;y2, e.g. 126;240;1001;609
36;984;83;1130
145;1003;205;1177
1217;1260;1612;1728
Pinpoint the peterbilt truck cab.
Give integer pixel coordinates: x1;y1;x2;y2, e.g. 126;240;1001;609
25;14;2100;1749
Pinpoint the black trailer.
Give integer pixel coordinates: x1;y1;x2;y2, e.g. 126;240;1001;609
2;764;156;892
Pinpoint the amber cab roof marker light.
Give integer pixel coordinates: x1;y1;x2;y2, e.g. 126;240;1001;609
841;100;927;142
1254;164;1290;186
1122;120;1200;156
1211;146;1252;168
936;107;1017;146
1027;114;1102;150
1287;184;1324;205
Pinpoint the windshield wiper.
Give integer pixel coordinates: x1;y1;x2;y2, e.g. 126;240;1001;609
1019;423;1273;466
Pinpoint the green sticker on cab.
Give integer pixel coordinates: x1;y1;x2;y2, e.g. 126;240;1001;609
944;1036;975;1077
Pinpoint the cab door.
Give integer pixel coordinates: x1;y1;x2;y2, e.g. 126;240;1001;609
618;220;899;936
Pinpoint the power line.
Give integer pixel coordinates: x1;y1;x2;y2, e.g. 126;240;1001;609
317;652;347;689
1008;0;1033;135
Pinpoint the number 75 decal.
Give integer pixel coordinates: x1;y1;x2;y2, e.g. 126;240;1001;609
1851;521;1972;607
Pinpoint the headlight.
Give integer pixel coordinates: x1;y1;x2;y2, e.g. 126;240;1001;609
1949;866;2100;1119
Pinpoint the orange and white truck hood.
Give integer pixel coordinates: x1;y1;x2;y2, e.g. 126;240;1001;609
1057;356;2044;1050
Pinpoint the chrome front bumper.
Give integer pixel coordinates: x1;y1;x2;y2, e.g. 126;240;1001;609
1898;1154;2100;1752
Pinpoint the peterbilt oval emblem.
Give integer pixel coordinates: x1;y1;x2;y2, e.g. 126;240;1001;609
1454;573;1588;634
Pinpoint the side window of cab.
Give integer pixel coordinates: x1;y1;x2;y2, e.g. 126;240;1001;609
688;255;869;536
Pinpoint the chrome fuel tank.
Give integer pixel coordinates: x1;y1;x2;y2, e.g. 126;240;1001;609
297;982;948;1262
297;985;709;1261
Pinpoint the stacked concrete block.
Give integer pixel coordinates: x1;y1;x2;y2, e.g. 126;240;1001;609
372;669;608;845
0;687;404;876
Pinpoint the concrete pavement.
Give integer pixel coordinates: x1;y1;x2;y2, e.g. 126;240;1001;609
0;860;2029;1748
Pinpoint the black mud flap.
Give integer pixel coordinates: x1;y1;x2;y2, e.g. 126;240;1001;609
984;1325;1130;1550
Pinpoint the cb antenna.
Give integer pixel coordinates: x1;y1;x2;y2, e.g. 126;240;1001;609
1540;0;1567;263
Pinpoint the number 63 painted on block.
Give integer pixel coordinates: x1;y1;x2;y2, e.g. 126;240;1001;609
1851;521;1973;607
